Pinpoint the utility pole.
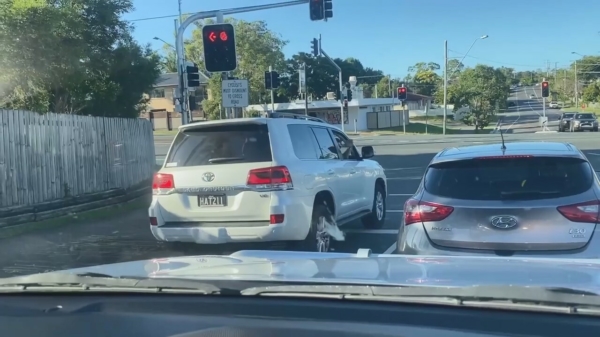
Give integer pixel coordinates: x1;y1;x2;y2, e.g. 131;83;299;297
303;63;308;115
320;42;345;132
575;61;578;108
443;40;448;135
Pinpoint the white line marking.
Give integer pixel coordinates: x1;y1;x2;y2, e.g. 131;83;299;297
384;167;424;171
587;153;600;156
383;242;397;254
344;229;397;234
389;193;412;196
386;177;422;180
387;210;404;213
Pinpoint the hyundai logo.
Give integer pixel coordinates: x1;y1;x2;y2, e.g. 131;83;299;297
490;216;518;229
202;172;215;182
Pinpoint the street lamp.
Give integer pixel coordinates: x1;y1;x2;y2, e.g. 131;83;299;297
154;36;175;49
443;35;488;135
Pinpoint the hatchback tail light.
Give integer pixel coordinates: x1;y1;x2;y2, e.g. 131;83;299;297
557;200;600;223
247;166;293;189
153;173;175;195
404;199;454;226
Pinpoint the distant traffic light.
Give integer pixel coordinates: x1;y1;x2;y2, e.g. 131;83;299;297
541;81;549;97
309;0;324;21
397;86;407;100
202;23;237;72
186;64;200;87
311;38;319;57
264;71;280;90
324;0;333;19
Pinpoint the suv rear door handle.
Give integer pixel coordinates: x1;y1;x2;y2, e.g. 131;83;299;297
327;169;335;176
349;169;357;174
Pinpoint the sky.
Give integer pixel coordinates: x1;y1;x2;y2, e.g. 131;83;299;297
125;0;600;79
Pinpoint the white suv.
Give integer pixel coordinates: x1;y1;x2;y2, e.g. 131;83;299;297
149;115;387;252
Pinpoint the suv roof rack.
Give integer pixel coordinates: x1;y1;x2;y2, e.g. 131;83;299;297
267;112;327;124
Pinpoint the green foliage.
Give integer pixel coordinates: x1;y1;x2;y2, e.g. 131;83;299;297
447;65;509;129
0;0;161;117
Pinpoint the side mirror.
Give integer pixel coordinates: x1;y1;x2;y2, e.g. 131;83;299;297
361;146;374;159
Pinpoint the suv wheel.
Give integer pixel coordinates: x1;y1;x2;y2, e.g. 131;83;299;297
295;204;332;252
361;183;386;229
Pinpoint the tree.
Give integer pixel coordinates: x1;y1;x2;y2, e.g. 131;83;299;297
406;62;441;97
0;0;161;117
176;18;287;119
447;65;509;130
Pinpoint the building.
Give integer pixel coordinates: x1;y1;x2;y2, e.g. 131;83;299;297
246;83;433;132
142;72;211;130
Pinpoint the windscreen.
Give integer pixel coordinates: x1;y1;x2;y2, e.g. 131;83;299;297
576;113;595;119
165;124;272;167
424;157;594;200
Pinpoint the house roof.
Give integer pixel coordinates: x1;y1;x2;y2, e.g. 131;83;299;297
154;72;210;88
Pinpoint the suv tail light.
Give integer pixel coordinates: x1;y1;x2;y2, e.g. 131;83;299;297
557;200;600;223
153;173;175;195
247;166;293;190
404;199;454;226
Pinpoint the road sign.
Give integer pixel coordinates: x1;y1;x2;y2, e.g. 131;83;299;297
221;79;249;108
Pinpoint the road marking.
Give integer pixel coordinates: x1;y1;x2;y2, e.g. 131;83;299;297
386;177;421;180
387;210;404;213
383;242;397;254
389;193;412;196
385;167;424;171
345;229;397;234
587;153;600;156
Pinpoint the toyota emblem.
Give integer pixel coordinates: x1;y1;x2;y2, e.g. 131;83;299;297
202;172;215;182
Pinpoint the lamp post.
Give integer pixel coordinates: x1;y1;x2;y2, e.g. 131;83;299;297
443;35;488;135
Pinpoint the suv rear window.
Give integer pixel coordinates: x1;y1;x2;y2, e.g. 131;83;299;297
165;123;272;167
424;157;593;200
576;113;595;119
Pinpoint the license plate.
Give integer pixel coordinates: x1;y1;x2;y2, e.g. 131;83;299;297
198;195;226;207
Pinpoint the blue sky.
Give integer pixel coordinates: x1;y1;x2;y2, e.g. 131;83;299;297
126;0;600;78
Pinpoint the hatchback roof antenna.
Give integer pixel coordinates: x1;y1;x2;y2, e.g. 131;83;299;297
498;119;506;151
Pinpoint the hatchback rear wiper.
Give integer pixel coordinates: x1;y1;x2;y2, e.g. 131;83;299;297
499;190;561;199
208;157;245;163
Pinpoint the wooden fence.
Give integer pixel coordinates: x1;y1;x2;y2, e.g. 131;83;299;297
0;109;156;210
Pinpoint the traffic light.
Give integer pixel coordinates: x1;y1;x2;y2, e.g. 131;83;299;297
264;71;280;90
202;23;237;73
324;0;333;19
335;89;342;101
311;38;319;57
347;89;352;101
309;0;324;21
186;64;200;87
397;86;407;100
188;95;197;110
541;81;549;97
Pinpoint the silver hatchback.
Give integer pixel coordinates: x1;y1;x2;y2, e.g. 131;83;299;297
397;142;600;258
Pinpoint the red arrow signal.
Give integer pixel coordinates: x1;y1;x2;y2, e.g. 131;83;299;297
208;31;216;42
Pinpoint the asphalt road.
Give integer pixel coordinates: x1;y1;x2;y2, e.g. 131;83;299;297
2;132;600;277
499;85;561;133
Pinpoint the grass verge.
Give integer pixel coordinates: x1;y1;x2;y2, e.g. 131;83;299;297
153;129;178;136
0;196;150;240
561;107;600;116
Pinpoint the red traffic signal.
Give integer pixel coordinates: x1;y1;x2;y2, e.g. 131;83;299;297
397;86;407;100
541;81;549;98
202;23;237;73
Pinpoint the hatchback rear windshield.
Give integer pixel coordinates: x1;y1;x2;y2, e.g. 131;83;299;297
165;123;272;167
424;156;593;200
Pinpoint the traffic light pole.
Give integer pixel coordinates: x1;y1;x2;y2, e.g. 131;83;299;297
269;65;275;113
175;0;311;125
320;47;344;132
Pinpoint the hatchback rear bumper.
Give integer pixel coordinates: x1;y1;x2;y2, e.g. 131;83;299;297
397;223;600;258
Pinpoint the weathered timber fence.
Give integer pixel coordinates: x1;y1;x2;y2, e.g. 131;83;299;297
0;109;155;215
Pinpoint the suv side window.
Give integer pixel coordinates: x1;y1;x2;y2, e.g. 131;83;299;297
287;124;321;159
311;127;339;160
330;129;359;160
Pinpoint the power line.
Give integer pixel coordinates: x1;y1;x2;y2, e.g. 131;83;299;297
126;12;194;22
447;49;543;68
